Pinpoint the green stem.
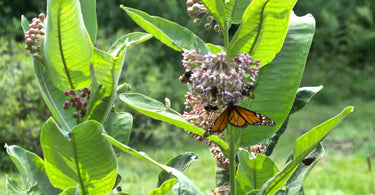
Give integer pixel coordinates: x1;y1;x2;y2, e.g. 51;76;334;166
228;125;238;194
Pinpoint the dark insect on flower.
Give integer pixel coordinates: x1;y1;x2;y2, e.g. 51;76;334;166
204;104;219;112
241;84;255;97
210;86;218;101
203;101;275;138
302;157;316;166
179;70;194;83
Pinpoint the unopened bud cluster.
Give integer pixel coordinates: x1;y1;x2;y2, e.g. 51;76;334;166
182;50;260;113
63;87;91;118
186;0;222;35
210;146;230;170
24;13;45;60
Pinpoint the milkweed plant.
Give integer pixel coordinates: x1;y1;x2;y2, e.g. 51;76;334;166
5;0;354;194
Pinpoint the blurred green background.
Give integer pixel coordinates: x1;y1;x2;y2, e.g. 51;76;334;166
1;0;374;194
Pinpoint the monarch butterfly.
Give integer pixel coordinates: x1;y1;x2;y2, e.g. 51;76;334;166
203;102;275;137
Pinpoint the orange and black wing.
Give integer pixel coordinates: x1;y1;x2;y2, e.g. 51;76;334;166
233;106;276;127
227;106;248;128
203;108;230;138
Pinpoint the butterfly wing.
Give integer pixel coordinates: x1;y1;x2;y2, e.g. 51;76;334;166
228;107;248;127
210;108;230;133
234;106;276;126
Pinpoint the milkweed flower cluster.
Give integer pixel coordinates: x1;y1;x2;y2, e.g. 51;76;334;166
185;0;222;35
63;87;91;118
24;13;45;60
182;50;260;113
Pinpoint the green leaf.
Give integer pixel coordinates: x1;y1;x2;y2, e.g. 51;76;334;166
259;106;354;194
275;144;324;195
225;0;252;24
290;86;323;115
43;0;93;90
121;6;210;53
239;12;316;147
119;93;228;154
206;43;224;54
201;0;226;27
41;119;117;194
86;47;126;124
108;32;153;57
34;55;76;131
6;175;27;193
158;152;198;187
20;15;29;33
263;86;323;156
5;145;61;194
105;111;133;154
228;0;297;66
215;166;230;187
236;151;279;194
79;0;97;44
59;185;81;195
149;179;177;195
103;134;204;195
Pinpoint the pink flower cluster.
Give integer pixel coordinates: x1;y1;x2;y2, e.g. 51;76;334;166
63;87;91;118
24;13;45;60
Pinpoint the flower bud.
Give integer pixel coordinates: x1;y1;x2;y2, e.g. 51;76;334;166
69;89;76;95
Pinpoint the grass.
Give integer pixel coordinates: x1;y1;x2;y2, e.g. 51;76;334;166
1;98;374;194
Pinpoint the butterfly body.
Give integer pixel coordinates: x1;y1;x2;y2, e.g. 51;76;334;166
204;102;275;137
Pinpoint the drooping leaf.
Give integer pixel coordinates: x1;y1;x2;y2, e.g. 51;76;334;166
238;12;316;147
228;0;297;66
236;151;279;194
258;106;354;194
105;111;133;155
41;119;117;194
121;6;210;53
103;134;204;195
290;86;323;115
108;32;153;57
158;152;198;187
79;0;97;44
119;93;228;155
6;145;61;194
275;144;324;195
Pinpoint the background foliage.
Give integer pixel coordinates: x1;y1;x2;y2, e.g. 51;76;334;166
0;0;373;176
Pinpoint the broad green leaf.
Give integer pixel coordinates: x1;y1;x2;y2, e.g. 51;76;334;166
263;86;322;156
236;151;279;194
108;32;153;57
228;0;297;66
21;15;29;33
158;152;198;187
6;145;61;194
103;134;204;195
238;12;316;147
121;6;210;53
41;119;117;194
119;93;228;155
6;176;25;193
290;86;323;115
79;0;97;44
225;0;252;24
43;0;93;90
34;52;76;131
201;0;226;27
105;111;133;155
149;179;177;195
206;43;224;54
259;106;354;194
275;144;324;195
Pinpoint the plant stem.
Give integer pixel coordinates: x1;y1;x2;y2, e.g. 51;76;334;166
228;125;237;194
